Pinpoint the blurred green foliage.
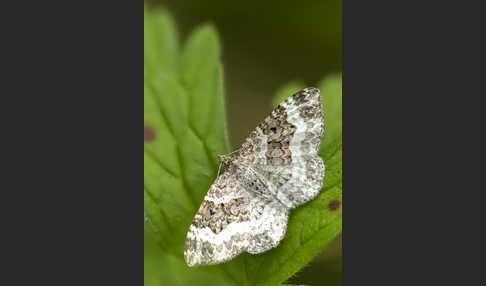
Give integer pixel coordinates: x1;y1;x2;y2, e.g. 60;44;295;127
150;0;341;83
144;2;342;286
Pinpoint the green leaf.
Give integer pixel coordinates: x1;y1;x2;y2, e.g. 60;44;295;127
144;5;179;76
145;6;242;286
144;5;341;286
180;25;229;169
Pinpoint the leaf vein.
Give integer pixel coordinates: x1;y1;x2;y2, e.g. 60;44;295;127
144;147;179;178
149;84;177;141
188;124;219;170
176;146;198;209
148;82;199;210
144;185;173;232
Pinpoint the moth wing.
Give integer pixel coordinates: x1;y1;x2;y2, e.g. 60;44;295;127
241;87;325;208
184;172;289;267
237;87;323;165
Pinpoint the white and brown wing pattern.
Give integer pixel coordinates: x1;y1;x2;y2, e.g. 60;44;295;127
184;171;288;267
238;87;325;208
184;87;324;267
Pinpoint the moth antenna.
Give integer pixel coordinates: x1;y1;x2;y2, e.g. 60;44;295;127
216;161;223;179
227;148;241;156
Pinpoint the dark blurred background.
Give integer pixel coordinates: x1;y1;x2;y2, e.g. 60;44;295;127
146;0;341;284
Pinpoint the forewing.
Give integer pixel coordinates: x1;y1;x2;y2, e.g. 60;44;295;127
184;172;289;267
238;87;325;208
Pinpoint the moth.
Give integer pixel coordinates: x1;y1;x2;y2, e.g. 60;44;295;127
184;87;325;266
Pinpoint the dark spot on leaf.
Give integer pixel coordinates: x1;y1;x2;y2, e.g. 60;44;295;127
328;200;341;211
144;125;156;142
